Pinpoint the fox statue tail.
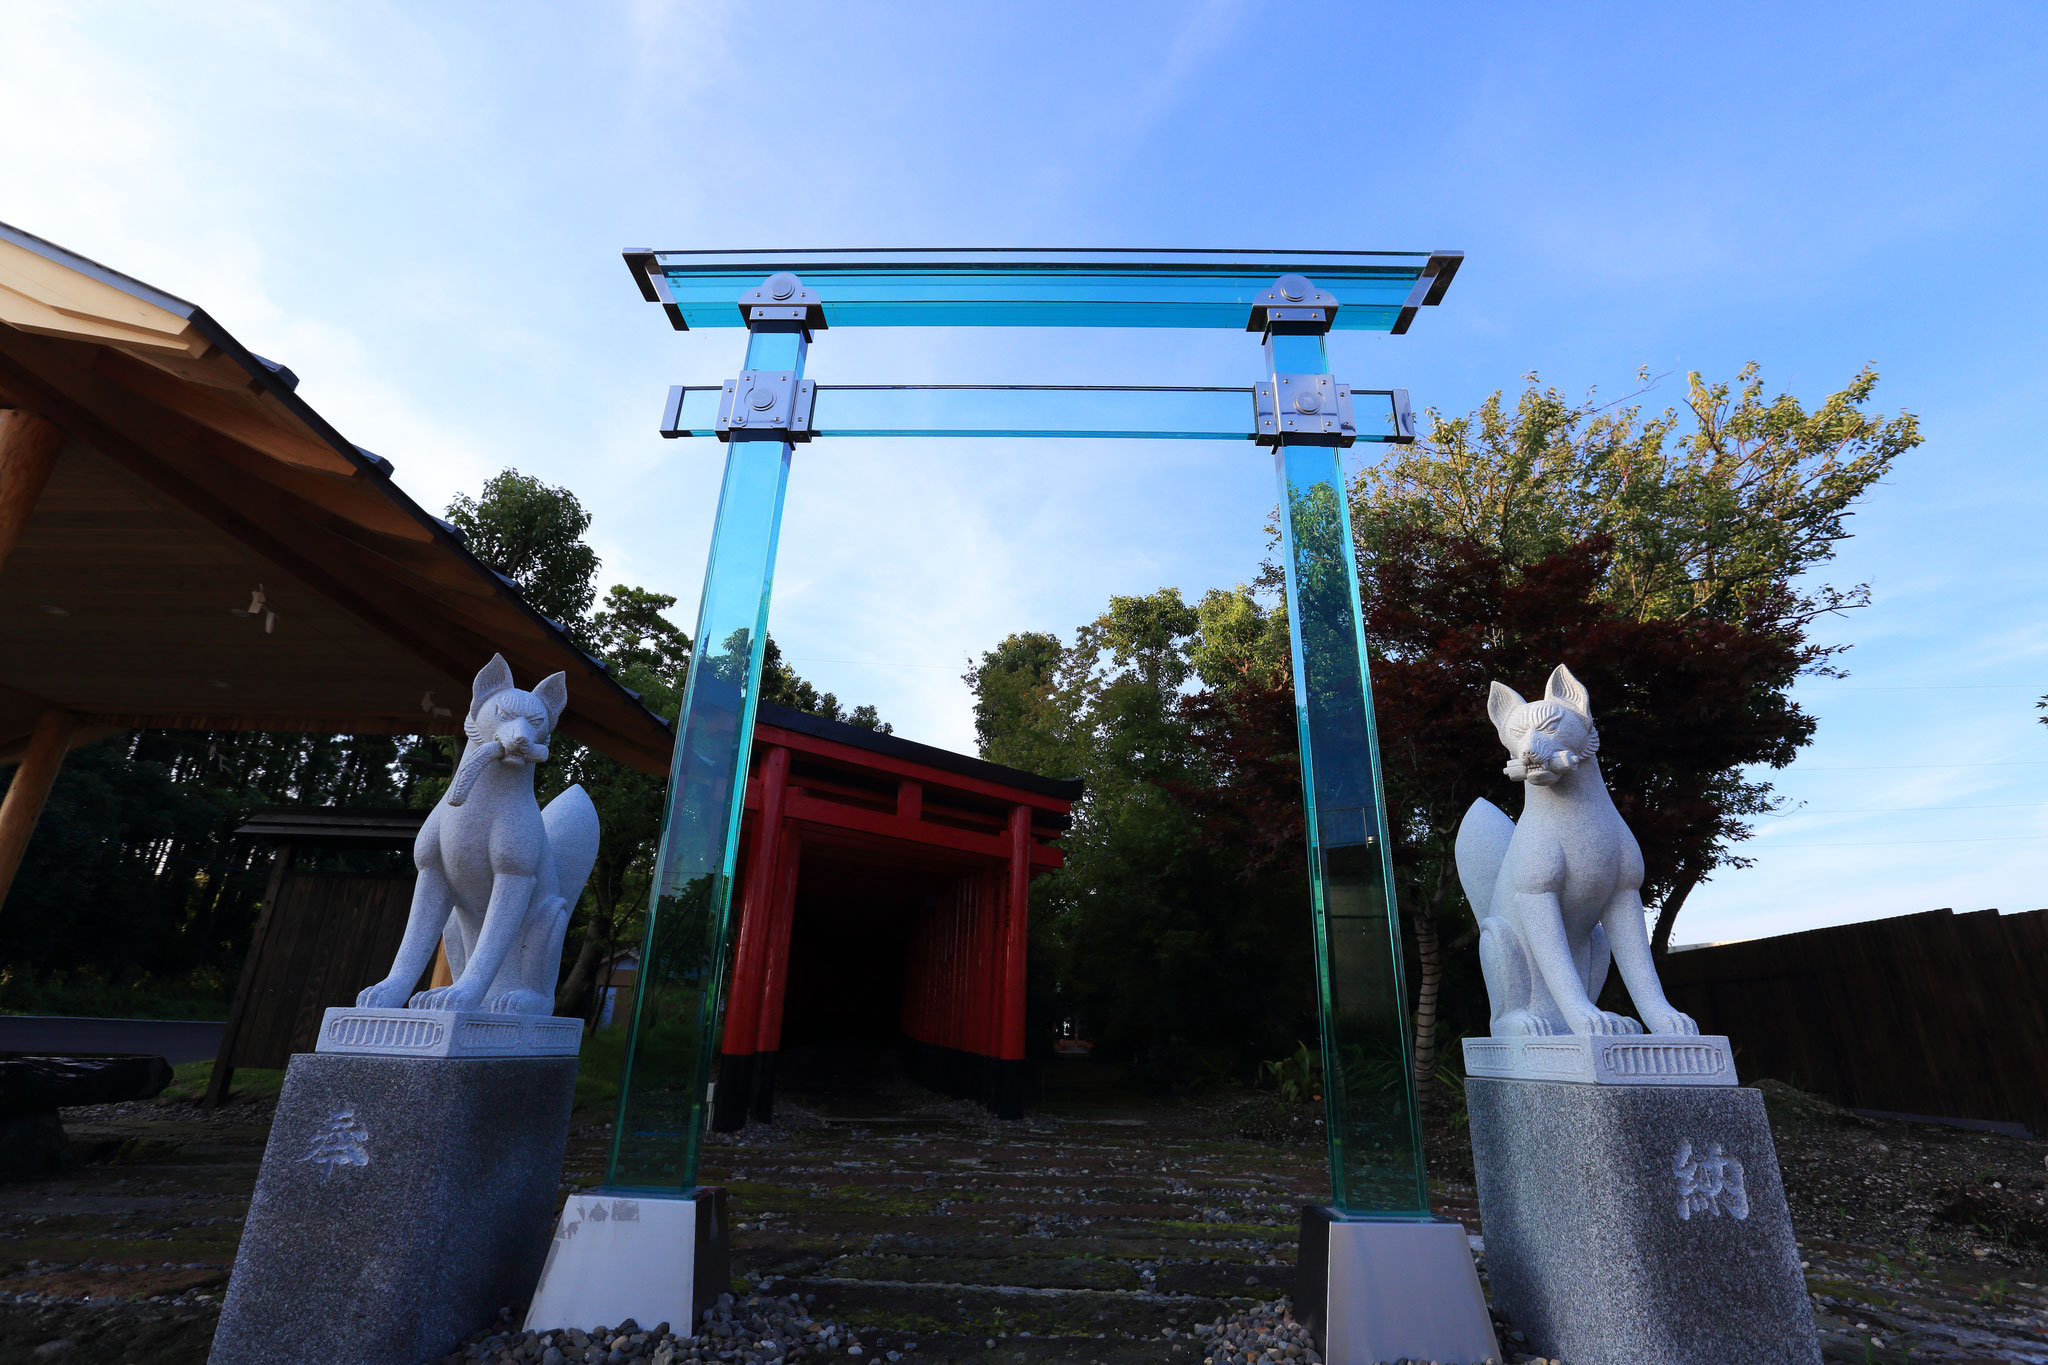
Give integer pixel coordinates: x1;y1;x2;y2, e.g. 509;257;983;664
1455;798;1515;922
542;783;601;910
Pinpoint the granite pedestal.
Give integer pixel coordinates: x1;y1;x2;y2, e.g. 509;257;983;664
1466;1076;1819;1365
209;1051;577;1365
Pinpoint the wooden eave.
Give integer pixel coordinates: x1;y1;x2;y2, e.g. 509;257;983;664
0;222;674;774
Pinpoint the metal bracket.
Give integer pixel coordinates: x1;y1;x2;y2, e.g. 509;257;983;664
715;370;816;442
1391;251;1464;335
1247;273;1339;336
1391;388;1416;443
1254;374;1355;446
737;271;827;332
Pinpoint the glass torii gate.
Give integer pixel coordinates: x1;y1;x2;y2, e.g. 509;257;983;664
609;247;1461;1221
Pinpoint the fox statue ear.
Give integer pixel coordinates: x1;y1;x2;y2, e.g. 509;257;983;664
533;672;568;730
1487;681;1526;737
469;654;515;719
1546;664;1591;718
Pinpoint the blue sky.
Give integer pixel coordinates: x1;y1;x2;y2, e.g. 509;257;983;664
5;2;2046;946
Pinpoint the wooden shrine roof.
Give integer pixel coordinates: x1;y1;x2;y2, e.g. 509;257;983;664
0;222;674;774
233;807;429;846
749;702;1081;873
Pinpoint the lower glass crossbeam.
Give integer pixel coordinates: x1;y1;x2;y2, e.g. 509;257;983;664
661;383;1414;444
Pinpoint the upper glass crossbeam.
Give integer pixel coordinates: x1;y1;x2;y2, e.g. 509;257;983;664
624;248;1461;334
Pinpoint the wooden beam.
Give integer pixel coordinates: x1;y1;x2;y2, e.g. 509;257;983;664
0;708;78;912
0;408;63;576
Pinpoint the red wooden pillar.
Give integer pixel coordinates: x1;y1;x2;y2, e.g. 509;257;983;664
992;805;1033;1118
999;805;1032;1062
713;745;790;1130
752;820;801;1052
975;869;998;1061
895;778;928;1050
942;883;962;1054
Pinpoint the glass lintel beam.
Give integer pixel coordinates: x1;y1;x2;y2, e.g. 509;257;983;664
658;384;1417;444
624;247;1461;334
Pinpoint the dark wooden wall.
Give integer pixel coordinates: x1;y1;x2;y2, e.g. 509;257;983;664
1656;907;2048;1136
219;869;419;1070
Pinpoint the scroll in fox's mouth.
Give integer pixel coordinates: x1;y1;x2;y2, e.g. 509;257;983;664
1506;748;1580;785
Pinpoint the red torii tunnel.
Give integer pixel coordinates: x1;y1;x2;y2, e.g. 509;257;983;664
713;702;1080;1128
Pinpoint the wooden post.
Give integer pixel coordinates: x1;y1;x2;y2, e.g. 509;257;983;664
991;806;1035;1119
0;408;63;577
999;805;1032;1063
712;746;790;1130
205;842;296;1107
0;709;79;913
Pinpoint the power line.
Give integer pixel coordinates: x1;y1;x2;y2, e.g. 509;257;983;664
1785;765;2039;773
1757;834;2048;848
1775;802;2048;814
1797;684;2042;690
802;658;960;669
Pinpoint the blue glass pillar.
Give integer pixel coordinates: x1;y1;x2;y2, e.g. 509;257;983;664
1266;331;1430;1217
607;323;807;1192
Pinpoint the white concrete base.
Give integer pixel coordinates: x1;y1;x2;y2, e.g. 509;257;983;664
1462;1032;1736;1086
316;1007;582;1058
524;1189;728;1336
1299;1212;1499;1365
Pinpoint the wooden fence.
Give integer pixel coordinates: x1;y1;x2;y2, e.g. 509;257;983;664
1655;907;2048;1136
205;864;419;1100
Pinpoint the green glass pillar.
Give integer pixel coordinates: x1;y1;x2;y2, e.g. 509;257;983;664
1266;331;1430;1218
606;322;808;1192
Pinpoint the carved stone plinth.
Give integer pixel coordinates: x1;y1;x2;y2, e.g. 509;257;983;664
1462;1033;1736;1086
1467;1078;1819;1365
209;1053;576;1365
317;1006;582;1059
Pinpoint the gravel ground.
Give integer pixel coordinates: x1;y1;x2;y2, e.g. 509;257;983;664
4;1073;2047;1362
473;1293;1510;1365
444;1291;864;1365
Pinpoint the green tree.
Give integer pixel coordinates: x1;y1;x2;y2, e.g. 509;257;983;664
0;728;421;1015
446;469;602;632
967;589;1315;1083
964;631;1071;774
590;584;692;679
1352;364;1919;633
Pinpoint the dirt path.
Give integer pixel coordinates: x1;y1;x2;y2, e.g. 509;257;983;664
1;1080;2044;1363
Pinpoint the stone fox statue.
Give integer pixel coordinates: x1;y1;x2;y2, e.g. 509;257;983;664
1456;664;1698;1039
357;655;600;1016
